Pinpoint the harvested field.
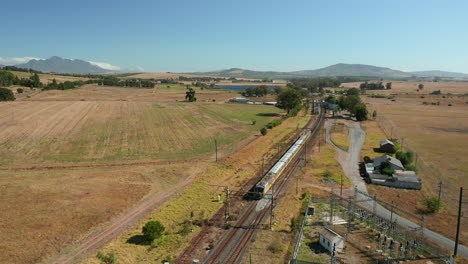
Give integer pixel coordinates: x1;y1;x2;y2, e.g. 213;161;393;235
361;95;468;246
0;85;285;263
342;81;468;95
0;93;281;167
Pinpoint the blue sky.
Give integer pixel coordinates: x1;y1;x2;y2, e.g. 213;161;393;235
1;0;467;73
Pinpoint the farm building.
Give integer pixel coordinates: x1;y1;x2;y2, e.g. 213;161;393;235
318;227;344;253
365;155;421;190
380;139;395;153
373;155;404;171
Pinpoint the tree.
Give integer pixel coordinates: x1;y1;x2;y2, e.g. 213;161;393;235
29;73;41;88
386;82;392;89
142;220;165;242
372;110;377;120
185;87;197;102
355;103;368;121
346;88;360;96
276;89;302;114
96;251;117;264
418;84;424;90
0;87;15;101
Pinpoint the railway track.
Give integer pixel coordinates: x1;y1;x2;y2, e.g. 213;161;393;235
177;108;325;264
204;110;325;264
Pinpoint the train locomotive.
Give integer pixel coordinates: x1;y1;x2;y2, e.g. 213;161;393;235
253;130;311;199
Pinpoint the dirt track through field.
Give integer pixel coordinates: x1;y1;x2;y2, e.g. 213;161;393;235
46;165;202;264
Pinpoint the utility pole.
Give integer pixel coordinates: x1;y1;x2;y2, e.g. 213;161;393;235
261;157;265;176
214;138;218;162
340;174;343;197
437;181;443;204
270;183;275;230
454;187;463;256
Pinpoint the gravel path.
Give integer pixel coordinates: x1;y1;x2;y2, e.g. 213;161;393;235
325;118;467;258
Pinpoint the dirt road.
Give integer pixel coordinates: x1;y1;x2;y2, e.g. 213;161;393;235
325;118;468;258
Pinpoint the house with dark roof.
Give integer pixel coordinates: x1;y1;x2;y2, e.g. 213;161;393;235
365;154;421;190
373;155;404;171
380;139;395;153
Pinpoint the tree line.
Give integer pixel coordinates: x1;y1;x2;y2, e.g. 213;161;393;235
359;81;392;90
242;85;271;97
99;76;155;88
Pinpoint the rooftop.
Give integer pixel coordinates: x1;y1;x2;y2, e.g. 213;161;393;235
373;155;404;169
380;139;394;146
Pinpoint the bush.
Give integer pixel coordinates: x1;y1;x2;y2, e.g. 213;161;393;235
396;151;414;166
252;120;256;125
260;127;267;136
266;119;282;129
363;156;371;163
142;220;165;242
267;240;285;254
17;88;24;93
382;168;395;176
448;104;452;106
430;90;441;95
96;251;117;264
422;196;441;213
0;87;15;101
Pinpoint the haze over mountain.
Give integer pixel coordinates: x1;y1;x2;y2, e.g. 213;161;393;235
187;63;468;80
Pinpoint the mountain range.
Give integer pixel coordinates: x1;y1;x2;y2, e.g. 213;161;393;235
15;56;111;74
187;63;468;80
3;56;468;79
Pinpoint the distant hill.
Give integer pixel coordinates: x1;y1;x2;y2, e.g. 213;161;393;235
409;70;468;78
16;56;110;74
187;63;468;80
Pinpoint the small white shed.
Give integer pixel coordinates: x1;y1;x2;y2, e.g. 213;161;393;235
319;227;344;253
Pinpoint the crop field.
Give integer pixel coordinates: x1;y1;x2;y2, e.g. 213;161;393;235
0;85;284;263
342;80;468;95
362;95;468;245
8;71;90;84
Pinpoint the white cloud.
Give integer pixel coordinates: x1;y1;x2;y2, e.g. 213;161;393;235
0;57;44;65
88;61;121;71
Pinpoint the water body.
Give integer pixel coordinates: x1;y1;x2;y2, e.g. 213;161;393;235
213;85;277;92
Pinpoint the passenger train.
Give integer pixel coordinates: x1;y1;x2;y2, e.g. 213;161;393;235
253;130;311;199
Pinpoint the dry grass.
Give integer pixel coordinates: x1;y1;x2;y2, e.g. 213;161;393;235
330;120;349;151
343;80;468;95
8;71;90;84
0;166;153;264
360;120;389;159
80;113;312;264
0;85;286;263
0;92;281;167
361;97;468;245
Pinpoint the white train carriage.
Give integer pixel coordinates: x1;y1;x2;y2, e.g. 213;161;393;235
254;130;311;197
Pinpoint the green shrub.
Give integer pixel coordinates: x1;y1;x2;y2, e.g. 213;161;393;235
363;156;371;163
252;120;256;125
422;196;441;213
382;168;395;176
260;127;267;136
96;251;117;264
17;88;24;93
266;119;282;129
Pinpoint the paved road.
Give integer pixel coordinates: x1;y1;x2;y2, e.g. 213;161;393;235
325;118;467;258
